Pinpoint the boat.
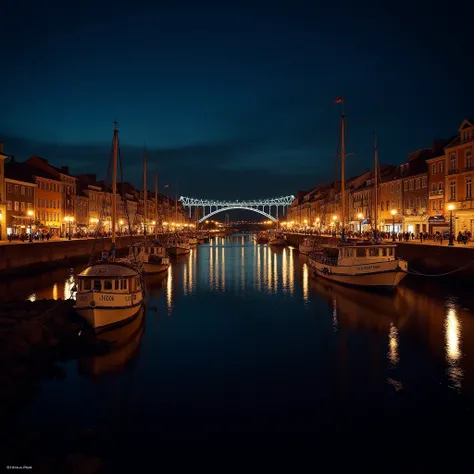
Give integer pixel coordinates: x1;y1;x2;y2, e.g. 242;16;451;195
166;234;191;256
188;236;198;246
256;231;269;244
268;231;287;246
308;241;407;288
125;241;170;274
74;122;144;331
299;237;319;255
307;97;408;288
118;148;170;274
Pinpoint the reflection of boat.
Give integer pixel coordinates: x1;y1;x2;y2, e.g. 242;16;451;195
78;307;145;376
74;123;144;331
310;277;404;331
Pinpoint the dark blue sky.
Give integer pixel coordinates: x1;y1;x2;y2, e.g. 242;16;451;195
1;1;473;200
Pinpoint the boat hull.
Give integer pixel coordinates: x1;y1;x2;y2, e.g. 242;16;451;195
167;246;190;256
269;238;287;246
74;300;143;331
310;260;407;288
299;245;318;255
143;262;170;274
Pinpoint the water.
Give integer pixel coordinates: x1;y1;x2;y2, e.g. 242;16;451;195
4;234;474;470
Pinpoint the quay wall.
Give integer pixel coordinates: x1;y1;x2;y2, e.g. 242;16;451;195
285;233;474;277
0;236;155;277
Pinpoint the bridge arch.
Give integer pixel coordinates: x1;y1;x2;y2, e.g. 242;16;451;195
199;206;276;224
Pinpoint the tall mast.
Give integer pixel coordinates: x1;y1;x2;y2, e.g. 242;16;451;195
143;147;147;236
339;98;346;241
154;171;158;239
112;122;118;245
373;133;378;237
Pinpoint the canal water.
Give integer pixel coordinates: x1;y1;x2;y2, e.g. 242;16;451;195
5;234;474;470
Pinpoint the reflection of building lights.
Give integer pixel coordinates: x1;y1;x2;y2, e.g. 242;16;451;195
288;248;294;295
53;283;58;300
266;247;271;291
221;245;225;290
241;247;245;289
445;305;463;389
166;267;172;313
27;293;36;302
215;246;220;289
332;299;338;331
209;244;214;289
273;252;277;293
302;263;309;301
282;248;288;291
256;244;261;291
388;323;399;365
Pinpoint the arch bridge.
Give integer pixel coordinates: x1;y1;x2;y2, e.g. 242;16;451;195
179;196;295;224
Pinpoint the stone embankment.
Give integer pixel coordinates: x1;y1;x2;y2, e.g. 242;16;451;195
0;298;108;472
285;233;474;277
0;235;153;277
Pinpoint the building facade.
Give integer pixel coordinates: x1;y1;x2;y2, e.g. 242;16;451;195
445;119;474;235
0;143;8;240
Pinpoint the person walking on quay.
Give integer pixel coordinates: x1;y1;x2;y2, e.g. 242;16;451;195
457;232;463;244
420;232;424;243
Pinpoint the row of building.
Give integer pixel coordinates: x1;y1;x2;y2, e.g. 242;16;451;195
0;150;189;240
286;118;474;236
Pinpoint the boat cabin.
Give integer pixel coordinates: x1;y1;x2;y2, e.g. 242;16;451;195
77;264;141;294
335;244;396;265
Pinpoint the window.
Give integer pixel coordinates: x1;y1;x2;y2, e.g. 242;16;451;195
386;200;389;211
20;186;25;195
432;201;437;211
416;197;421;208
409;180;414;190
415;178;421;189
432;183;437;191
440;200;444;210
37;198;40;207
423;197;427;208
14;201;19;211
14;185;19;193
397;183;401;192
381;201;384;211
27;187;32;196
404;180;408;191
451;154;456;171
7;183;12;193
409;197;413;208
41;198;44;207
466;177;472;199
20;202;25;211
103;280;113;290
36;212;40;220
432;164;436;175
422;176;427;188
404;199;409;209
438;182;443;191
83;279;91;290
7;201;12;210
356;248;366;258
93;280;101;291
369;248;379;257
41;181;45;190
439;162;444;173
450;181;456;201
467;150;472;169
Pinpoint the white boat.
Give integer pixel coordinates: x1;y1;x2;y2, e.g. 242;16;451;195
269;232;287;246
74;122;144;331
166;235;191;256
308;97;408;288
122;241;170;274
188;236;198;246
308;242;407;288
299;237;319;255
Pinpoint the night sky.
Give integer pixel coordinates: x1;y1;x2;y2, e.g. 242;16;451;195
1;1;473;200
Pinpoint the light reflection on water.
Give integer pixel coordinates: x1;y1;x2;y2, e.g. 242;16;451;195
8;232;474;463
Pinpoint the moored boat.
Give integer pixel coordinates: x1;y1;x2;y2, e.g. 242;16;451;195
299;237;319;255
166;234;191;256
122;241;170;274
308;242;407;288
74;123;144;331
268;231;287;246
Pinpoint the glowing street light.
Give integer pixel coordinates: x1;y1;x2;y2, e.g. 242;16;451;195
390;209;397;241
27;209;34;241
448;203;455;246
357;212;364;234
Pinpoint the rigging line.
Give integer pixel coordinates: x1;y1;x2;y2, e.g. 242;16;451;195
406;261;474;277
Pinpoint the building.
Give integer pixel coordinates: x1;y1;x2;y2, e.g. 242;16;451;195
75;190;89;232
26;157;78;235
426;140;452;234
379;167;404;233
400;149;431;235
444;119;474;235
0;143;8;240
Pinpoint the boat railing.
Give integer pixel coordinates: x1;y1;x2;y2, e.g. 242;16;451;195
310;253;338;266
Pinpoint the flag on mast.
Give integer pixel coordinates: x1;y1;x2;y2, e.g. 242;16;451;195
334;96;344;104
164;184;169;188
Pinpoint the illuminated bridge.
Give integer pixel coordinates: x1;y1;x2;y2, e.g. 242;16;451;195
179;196;295;223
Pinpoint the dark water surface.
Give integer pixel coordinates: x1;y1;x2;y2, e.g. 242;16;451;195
5;234;474;470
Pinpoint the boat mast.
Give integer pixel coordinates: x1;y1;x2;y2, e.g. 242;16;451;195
373;133;378;238
112;122;118;245
143;147;147;237
338;98;346;242
154;171;158;239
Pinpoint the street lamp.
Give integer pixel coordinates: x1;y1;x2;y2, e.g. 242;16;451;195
390;209;397;241
448;204;455;246
0;210;2;241
65;216;74;240
27;210;34;242
332;215;338;236
119;219;124;234
357;212;364;234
